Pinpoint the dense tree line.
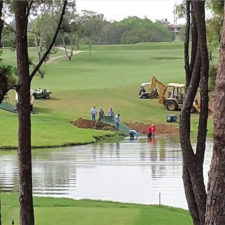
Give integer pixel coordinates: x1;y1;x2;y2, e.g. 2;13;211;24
39;14;174;46
92;16;174;44
2;13;174;49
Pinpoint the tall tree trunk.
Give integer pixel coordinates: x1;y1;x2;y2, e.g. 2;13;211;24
62;35;73;61
76;41;80;50
205;4;225;224
88;40;92;56
15;2;34;225
14;2;67;225
180;1;209;225
34;33;41;62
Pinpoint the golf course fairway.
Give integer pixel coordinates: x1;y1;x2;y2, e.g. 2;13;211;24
0;42;213;148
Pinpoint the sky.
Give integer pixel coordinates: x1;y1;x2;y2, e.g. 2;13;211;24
76;0;184;24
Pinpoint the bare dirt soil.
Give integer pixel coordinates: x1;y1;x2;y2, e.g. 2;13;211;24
72;118;178;135
47;48;83;64
126;122;179;135
71;118;115;131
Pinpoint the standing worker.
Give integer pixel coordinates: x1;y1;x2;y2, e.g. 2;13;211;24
91;106;97;121
115;114;120;131
148;125;153;139
98;107;105;121
108;108;114;117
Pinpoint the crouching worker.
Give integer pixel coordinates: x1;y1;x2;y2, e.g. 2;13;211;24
129;130;138;139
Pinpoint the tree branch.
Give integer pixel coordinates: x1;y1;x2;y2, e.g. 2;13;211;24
184;0;191;88
27;1;34;16
193;0;209;163
62;34;74;61
180;44;201;162
30;0;68;80
190;3;198;76
62;34;70;59
29;60;44;78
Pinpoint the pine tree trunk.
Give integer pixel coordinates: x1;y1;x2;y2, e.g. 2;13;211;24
205;4;225;224
62;35;73;61
15;2;34;225
180;1;209;224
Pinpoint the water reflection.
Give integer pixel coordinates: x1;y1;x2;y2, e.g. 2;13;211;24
0;136;212;209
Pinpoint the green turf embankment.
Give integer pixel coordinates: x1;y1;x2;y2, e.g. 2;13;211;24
1;193;192;225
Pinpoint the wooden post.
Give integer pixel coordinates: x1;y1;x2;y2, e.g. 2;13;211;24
159;192;161;206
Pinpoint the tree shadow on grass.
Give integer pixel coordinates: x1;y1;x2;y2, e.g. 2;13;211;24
153;56;183;60
50;97;61;101
35;97;61;101
33;107;54;114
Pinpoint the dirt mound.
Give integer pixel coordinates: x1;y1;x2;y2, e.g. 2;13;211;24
126;122;179;135
71;118;115;131
72;118;178;135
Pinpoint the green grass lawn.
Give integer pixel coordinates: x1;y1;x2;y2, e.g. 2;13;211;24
0;110;117;148
1;193;192;225
0;42;213;148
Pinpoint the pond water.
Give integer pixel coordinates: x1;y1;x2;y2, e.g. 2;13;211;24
0;136;213;209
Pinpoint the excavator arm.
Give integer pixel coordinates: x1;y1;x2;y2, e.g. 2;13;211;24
150;76;167;104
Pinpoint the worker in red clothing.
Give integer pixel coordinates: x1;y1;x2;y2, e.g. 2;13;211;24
148;124;155;138
148;125;153;139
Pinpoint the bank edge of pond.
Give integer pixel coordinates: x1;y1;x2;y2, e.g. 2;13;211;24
0;132;124;150
1;193;192;225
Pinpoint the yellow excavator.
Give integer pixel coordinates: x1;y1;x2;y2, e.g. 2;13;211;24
148;76;200;112
149;76;167;104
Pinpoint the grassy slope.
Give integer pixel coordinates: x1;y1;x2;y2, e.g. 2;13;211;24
1;193;192;225
0;110;115;148
0;42;212;148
